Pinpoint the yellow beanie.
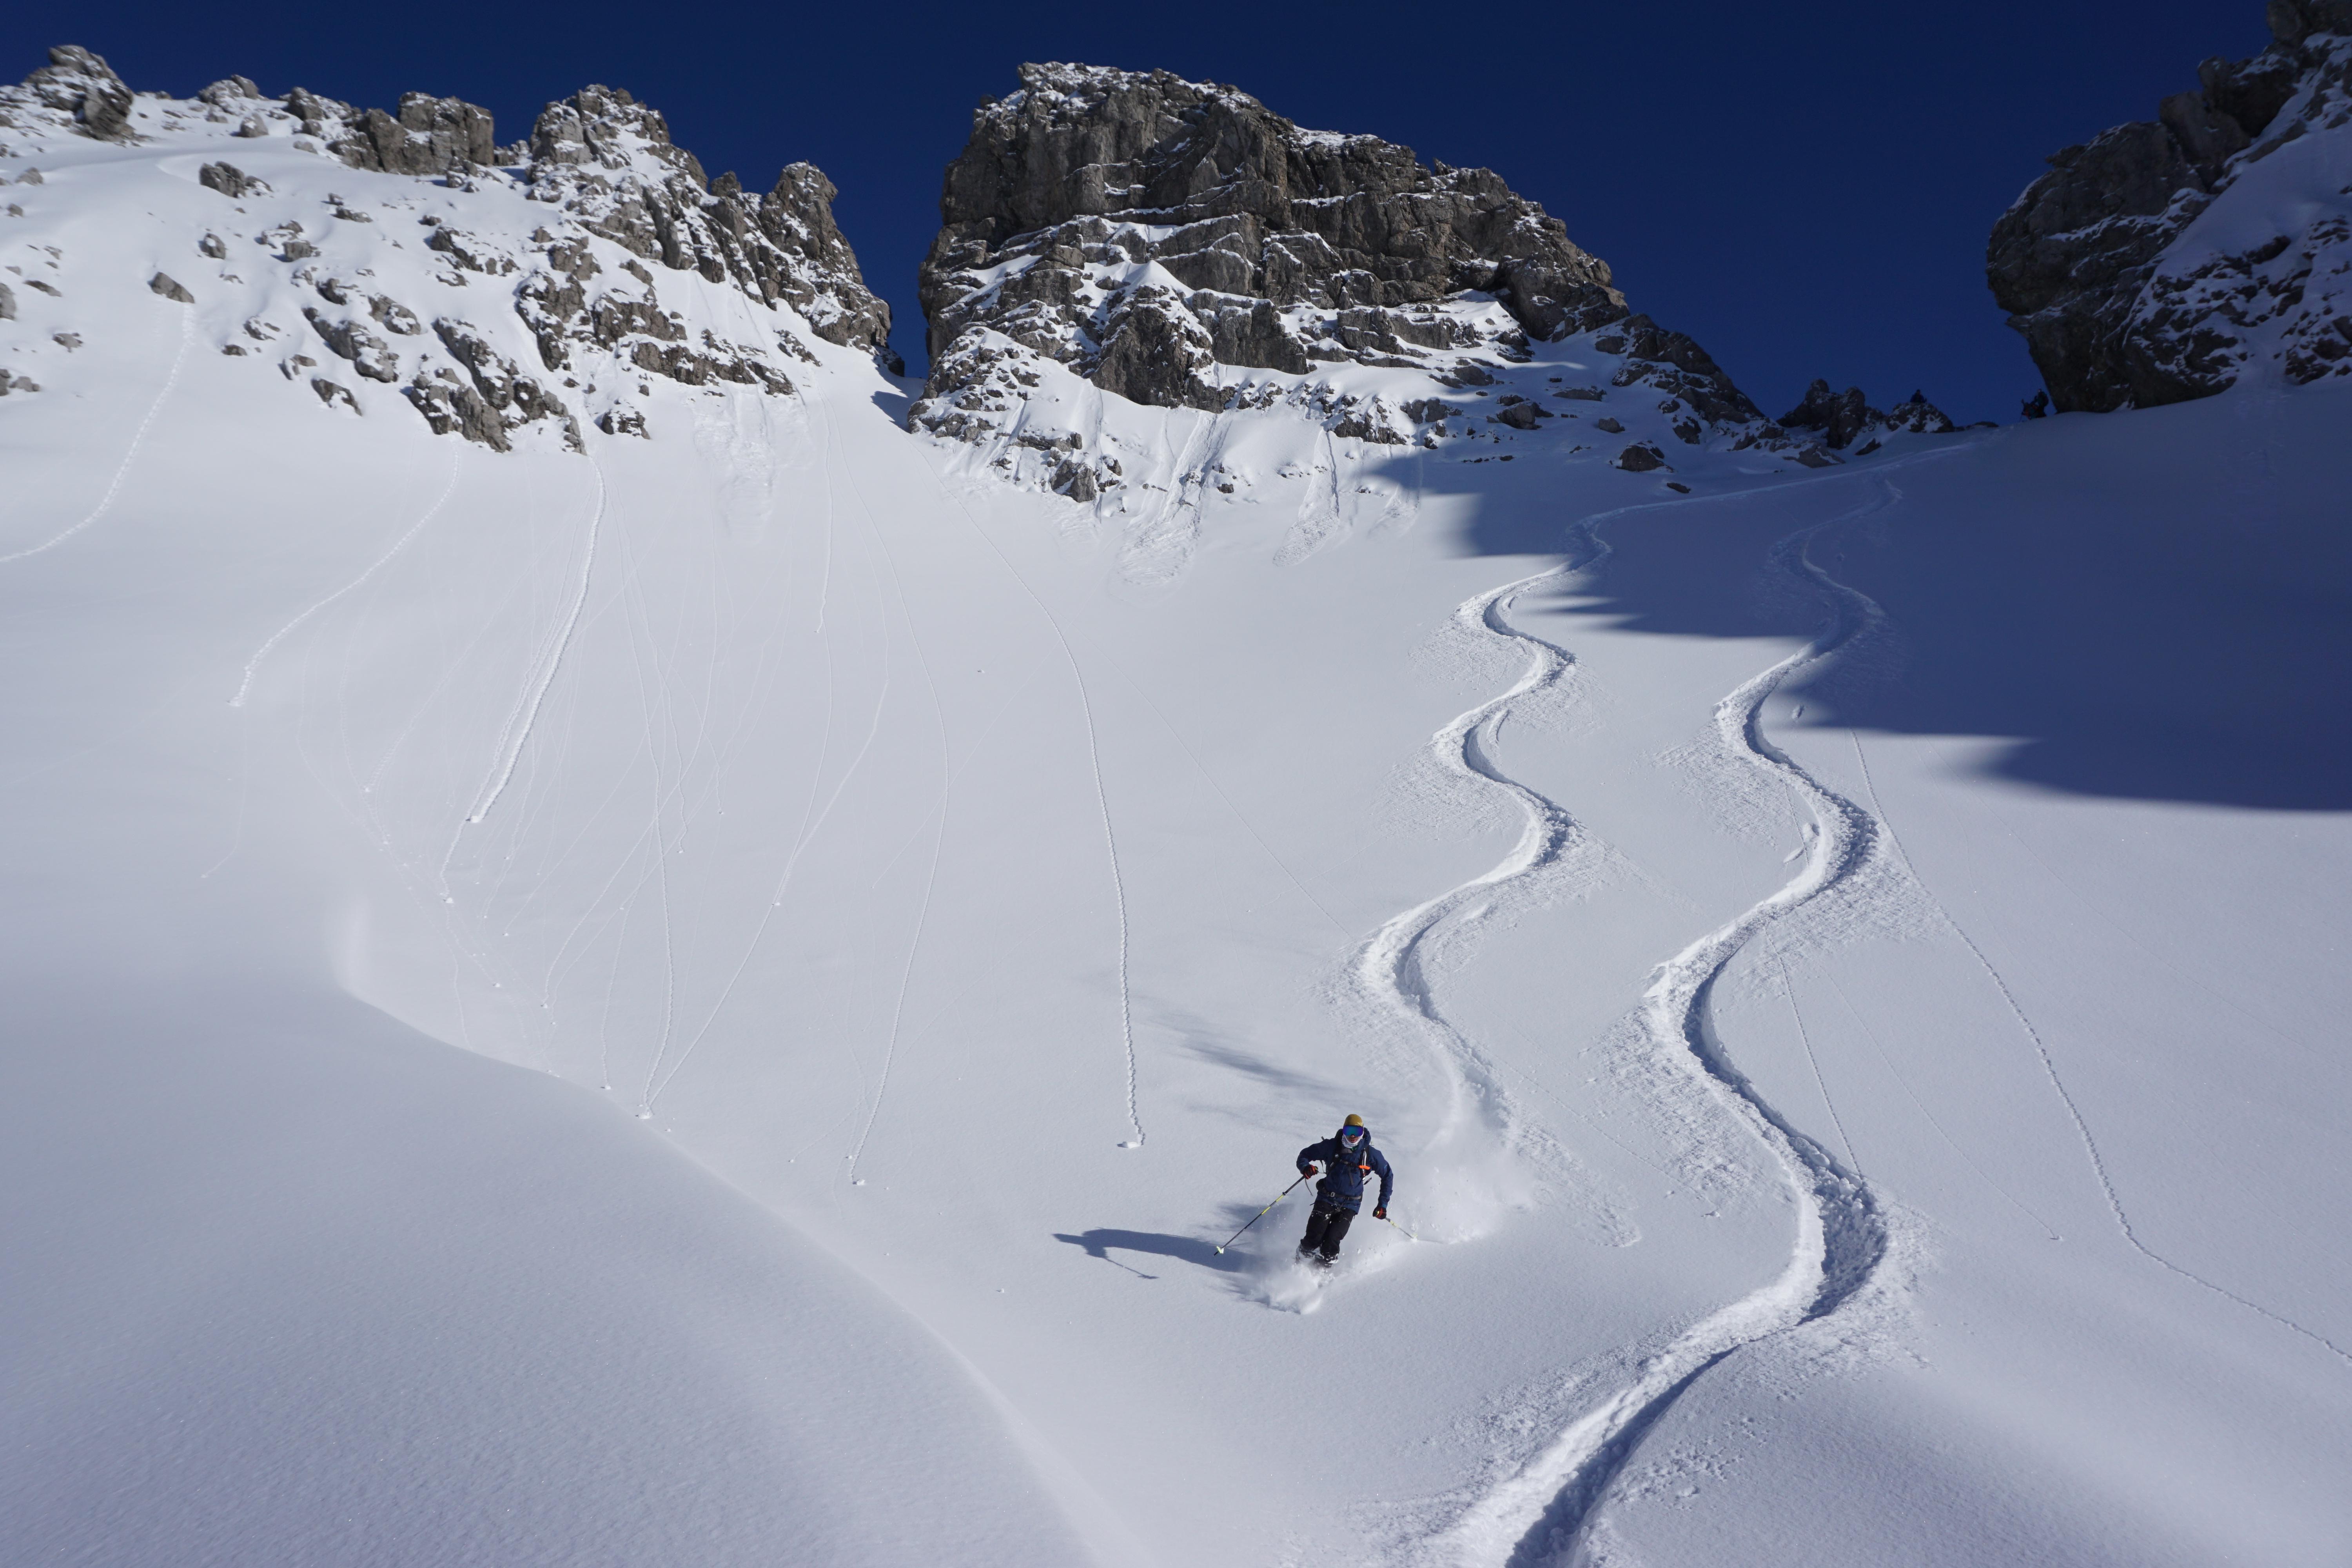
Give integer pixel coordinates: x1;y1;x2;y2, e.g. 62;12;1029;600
1343;1114;1365;1128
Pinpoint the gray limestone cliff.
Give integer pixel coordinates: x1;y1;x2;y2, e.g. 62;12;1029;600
1988;1;2352;410
521;87;894;361
910;62;1762;468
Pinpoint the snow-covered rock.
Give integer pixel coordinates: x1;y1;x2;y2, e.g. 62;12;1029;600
13;44;133;143
1987;1;2352;409
1768;378;1963;458
909;63;1799;501
0;49;892;448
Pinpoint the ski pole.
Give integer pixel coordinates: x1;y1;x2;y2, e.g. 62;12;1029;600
1217;1172;1310;1253
1379;1210;1419;1241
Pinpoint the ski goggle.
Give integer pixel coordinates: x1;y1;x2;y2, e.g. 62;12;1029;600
1339;1127;1365;1145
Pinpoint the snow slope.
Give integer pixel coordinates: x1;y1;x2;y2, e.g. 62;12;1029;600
4;59;2350;1568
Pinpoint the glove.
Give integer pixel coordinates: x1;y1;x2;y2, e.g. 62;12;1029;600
1374;1206;1387;1220
1298;1166;1318;1181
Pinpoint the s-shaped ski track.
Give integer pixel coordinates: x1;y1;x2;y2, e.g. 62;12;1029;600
1348;517;1616;1183
1427;476;1928;1568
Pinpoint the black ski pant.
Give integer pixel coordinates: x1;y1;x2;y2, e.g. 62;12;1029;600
1299;1200;1356;1261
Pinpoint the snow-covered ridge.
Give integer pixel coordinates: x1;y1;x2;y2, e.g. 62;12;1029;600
0;45;893;448
909;62;1895;506
1988;3;2352;410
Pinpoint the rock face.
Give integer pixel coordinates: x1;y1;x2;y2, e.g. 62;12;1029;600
1778;380;1956;449
911;63;1768;490
198;161;264;198
920;62;1622;377
0;49;897;448
1989;4;2352;409
329;93;497;177
523;87;895;360
15;46;132;142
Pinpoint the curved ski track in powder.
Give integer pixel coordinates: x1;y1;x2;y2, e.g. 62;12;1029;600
463;457;608;827
1431;485;1906;1568
0;307;193;567
1348;520;1616;1180
230;445;464;707
1847;735;2352;1368
921;460;1145;1149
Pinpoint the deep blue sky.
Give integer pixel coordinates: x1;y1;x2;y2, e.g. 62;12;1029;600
12;2;2266;423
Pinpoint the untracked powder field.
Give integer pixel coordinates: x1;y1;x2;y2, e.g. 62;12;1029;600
4;16;2350;1567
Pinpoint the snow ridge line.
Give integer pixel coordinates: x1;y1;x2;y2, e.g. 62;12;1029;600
230;445;464;707
1438;488;1899;1568
0;306;192;567
1847;733;2352;1368
1350;520;1614;1177
464;456;608;827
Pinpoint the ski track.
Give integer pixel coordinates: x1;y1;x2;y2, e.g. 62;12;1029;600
646;391;905;1113
619;520;682;1117
1423;484;1906;1568
841;428;953;1179
922;456;1145;1149
230;445;464;707
1783;957;1860;1173
462;456;608;828
0;306;192;567
1848;731;2352;1368
1347;519;1615;1191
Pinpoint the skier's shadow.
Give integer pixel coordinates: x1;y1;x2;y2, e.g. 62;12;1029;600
1053;1228;1247;1278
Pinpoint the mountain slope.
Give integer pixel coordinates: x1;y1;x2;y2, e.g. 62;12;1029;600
2;34;2349;1568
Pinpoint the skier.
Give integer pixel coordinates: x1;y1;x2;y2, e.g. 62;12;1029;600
1295;1114;1394;1268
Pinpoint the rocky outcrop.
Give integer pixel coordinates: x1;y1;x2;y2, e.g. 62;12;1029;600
198;161;265;198
2;50;898;452
910;62;1765;495
523;87;895;361
7;46;134;142
918;62;1622;372
1776;380;1956;450
1591;314;1762;438
330;93;497;176
1988;4;2352;409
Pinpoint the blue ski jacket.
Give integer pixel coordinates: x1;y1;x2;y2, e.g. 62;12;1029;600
1298;1130;1394;1213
